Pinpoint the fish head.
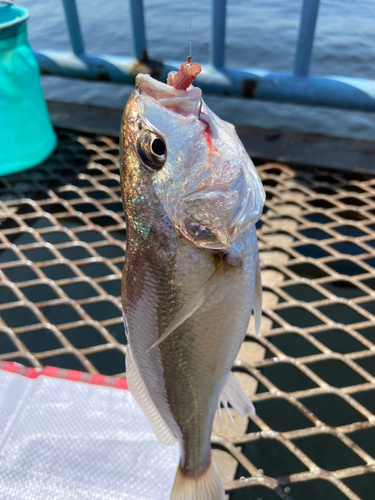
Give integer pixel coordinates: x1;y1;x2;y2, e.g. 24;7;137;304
121;74;265;250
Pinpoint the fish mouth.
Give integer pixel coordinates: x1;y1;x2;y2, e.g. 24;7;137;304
136;74;202;117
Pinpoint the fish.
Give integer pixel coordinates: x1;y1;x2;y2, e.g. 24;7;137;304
120;59;265;500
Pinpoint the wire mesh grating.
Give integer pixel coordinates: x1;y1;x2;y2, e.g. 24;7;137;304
0;132;126;376
0;131;375;499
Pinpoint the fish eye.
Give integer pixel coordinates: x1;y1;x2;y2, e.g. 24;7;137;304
137;130;167;171
151;138;165;156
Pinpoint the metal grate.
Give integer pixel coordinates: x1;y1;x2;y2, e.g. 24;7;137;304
1;131;375;499
222;162;375;500
0;132;126;376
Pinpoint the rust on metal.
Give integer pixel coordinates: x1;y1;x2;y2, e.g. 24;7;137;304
129;52;164;80
0;131;375;498
242;78;258;98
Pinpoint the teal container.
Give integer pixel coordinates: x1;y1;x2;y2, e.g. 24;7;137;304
0;3;57;176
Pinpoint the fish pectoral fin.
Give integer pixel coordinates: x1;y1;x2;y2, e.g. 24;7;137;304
254;254;262;336
219;371;255;419
126;346;176;446
149;260;230;351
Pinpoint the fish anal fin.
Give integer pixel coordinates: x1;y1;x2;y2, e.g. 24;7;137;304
126;347;176;446
170;459;225;500
219;371;255;419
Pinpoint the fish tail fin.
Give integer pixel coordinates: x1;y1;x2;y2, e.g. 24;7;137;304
170;459;225;500
219;371;255;419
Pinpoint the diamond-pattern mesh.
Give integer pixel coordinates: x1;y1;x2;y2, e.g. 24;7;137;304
0;133;125;376
0;131;375;499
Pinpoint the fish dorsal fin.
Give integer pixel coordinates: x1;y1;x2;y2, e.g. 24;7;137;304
149;260;230;351
219;371;255;419
126;346;176;446
254;255;262;336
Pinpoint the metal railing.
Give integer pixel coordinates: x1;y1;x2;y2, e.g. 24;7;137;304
34;0;375;112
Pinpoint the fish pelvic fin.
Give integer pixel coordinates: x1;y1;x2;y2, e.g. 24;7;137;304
170;459;225;500
254;254;262;336
149;259;233;351
219;371;255;419
126;346;176;446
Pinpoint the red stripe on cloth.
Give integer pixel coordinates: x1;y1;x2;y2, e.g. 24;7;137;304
0;361;41;379
0;361;128;390
90;374;106;386
26;368;41;379
64;369;82;382
3;361;21;373
42;366;59;378
115;378;128;390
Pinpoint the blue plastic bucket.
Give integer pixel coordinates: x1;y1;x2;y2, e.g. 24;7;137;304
0;3;57;176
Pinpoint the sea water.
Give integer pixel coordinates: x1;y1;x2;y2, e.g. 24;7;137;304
22;0;375;140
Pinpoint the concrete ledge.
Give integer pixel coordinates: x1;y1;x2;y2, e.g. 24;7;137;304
47;99;375;174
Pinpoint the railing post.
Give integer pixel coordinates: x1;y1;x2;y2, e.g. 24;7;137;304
294;0;320;77
129;0;147;60
211;0;226;69
62;0;85;56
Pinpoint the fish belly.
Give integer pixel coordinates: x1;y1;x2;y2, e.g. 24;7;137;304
123;226;257;476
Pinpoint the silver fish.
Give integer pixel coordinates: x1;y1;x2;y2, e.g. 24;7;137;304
120;71;265;500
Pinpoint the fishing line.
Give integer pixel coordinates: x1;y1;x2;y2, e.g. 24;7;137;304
189;0;192;58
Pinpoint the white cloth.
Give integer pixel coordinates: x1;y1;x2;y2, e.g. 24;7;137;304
0;370;179;500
